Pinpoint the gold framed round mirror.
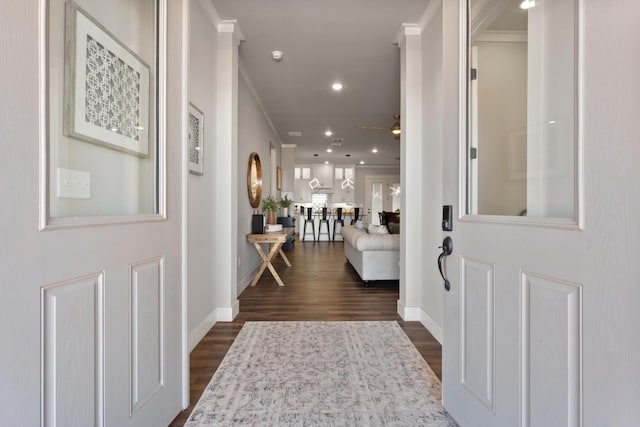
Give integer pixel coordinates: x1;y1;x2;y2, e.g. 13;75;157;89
247;152;262;208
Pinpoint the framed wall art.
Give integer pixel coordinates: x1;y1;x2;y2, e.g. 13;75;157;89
188;103;204;175
276;167;282;190
64;1;151;157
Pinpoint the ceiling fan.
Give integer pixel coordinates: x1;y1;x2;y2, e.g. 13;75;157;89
356;114;401;140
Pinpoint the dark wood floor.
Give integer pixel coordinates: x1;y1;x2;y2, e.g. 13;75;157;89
169;239;442;426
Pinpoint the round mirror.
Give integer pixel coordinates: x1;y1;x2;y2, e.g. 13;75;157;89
247;152;262;208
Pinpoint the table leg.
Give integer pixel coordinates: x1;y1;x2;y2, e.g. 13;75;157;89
250;241;286;286
278;249;292;267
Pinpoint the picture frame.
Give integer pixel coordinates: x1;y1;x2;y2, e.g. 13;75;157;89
64;1;151;156
276;166;282;191
188;103;204;175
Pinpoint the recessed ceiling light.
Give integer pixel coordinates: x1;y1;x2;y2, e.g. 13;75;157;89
324;161;329;165
332;82;343;91
519;0;535;9
360;161;365;165
326;148;332;153
548;120;557;124
325;130;332;136
371;147;378;153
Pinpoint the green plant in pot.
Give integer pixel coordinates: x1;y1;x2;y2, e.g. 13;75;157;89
279;195;293;217
261;195;279;225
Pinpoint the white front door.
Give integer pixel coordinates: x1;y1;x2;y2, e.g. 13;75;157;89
0;1;186;425
441;0;640;425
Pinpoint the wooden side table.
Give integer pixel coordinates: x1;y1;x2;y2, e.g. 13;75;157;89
246;227;294;286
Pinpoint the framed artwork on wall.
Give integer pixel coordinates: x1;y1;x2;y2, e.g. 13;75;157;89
63;1;151;156
188;103;204;175
276;166;282;190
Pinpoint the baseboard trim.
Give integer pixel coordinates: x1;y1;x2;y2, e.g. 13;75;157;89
217;299;240;322
188;310;217;353
419;309;443;345
188;300;240;352
397;300;443;345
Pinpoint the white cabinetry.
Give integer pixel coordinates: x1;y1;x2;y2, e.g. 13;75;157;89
311;164;334;189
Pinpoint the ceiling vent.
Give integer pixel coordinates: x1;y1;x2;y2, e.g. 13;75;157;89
331;138;344;143
288;131;302;137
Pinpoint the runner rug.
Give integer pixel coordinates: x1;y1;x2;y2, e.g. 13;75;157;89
185;321;457;426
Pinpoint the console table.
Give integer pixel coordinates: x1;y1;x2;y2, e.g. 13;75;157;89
246;227;294;286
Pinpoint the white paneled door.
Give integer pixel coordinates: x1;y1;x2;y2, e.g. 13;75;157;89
0;0;186;426
441;0;640;426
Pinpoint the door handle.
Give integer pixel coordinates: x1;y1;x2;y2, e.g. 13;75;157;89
438;236;453;291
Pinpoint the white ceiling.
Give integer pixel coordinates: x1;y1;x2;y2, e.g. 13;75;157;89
211;0;430;166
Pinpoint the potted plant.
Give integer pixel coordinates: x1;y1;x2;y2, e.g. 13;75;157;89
279;195;293;217
261;195;279;225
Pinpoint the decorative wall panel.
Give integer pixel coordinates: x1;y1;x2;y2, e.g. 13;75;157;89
42;272;104;427
460;258;495;411
129;257;165;415
521;272;582;427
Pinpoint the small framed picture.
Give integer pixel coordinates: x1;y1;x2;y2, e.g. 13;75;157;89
188;103;204;175
276;166;282;190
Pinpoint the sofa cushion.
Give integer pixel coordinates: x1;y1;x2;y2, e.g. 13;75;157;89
387;222;400;234
341;225;400;251
368;224;389;235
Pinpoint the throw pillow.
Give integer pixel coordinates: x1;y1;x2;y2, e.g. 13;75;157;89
387;222;400;234
368;224;389;235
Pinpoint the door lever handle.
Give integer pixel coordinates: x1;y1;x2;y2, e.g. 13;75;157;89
437;236;453;291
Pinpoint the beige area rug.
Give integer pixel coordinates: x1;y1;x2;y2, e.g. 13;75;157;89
186;321;458;426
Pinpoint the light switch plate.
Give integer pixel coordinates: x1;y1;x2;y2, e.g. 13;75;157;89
57;168;91;199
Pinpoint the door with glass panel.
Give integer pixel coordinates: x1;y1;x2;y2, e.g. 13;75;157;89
0;1;184;426
442;0;584;425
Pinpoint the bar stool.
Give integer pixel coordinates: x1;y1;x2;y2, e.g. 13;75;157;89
318;207;330;241
332;208;344;241
350;207;361;225
302;207;316;241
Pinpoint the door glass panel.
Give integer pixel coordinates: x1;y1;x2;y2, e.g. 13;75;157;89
391;182;401;212
467;0;577;219
47;0;161;219
371;183;383;225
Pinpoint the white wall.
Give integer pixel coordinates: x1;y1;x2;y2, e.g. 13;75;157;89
419;2;445;342
187;0;218;351
236;71;281;294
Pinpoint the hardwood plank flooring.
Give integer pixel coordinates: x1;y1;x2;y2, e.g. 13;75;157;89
169;239;442;426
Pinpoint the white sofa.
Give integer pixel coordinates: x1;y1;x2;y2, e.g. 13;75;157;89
340;225;400;284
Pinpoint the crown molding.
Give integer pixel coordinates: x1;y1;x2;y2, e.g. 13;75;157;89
394;23;421;45
218;19;245;43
